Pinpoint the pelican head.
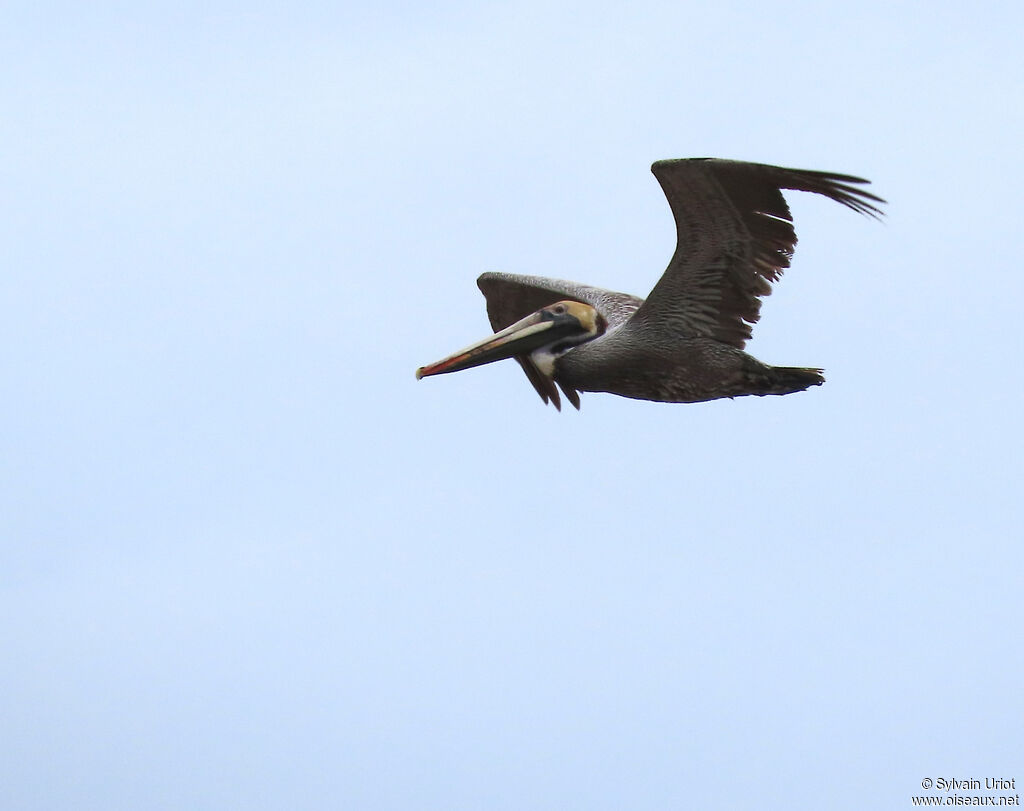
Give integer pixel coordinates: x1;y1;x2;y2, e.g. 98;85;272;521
416;300;605;380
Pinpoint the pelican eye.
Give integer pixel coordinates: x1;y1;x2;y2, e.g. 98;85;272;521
552;304;568;315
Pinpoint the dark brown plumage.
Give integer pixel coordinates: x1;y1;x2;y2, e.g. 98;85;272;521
418;158;884;410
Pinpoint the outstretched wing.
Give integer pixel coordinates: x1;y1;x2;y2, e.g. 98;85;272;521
476;272;643;410
628;159;885;348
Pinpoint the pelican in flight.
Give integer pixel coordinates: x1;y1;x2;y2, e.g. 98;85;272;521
416;158;884;410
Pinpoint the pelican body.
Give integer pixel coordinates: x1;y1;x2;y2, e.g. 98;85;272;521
417;158;884;410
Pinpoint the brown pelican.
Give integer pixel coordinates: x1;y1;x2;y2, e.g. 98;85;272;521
416;158;884;410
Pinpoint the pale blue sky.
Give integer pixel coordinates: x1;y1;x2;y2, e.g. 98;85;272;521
2;2;1022;809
